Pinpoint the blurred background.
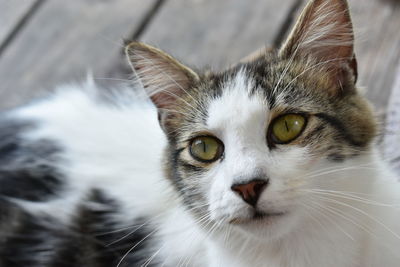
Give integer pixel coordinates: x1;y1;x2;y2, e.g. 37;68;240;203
0;0;399;170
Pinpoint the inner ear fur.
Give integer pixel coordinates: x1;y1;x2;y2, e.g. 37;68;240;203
125;42;199;109
125;42;199;133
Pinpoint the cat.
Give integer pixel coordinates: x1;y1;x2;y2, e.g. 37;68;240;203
1;0;400;266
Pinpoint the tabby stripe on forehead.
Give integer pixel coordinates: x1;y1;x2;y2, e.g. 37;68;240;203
315;113;366;147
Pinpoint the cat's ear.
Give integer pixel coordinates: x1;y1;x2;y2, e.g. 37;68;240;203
125;42;199;132
279;0;357;87
125;42;199;108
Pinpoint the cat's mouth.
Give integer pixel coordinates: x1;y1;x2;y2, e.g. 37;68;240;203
229;211;285;225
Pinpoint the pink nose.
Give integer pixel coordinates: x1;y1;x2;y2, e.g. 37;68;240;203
231;179;268;207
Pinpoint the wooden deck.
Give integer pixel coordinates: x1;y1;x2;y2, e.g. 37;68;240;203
0;0;399;167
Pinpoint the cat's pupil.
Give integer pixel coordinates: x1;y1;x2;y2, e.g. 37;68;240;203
284;120;289;132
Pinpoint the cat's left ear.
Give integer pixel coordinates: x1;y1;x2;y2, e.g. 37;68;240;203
125;42;199;132
279;0;357;88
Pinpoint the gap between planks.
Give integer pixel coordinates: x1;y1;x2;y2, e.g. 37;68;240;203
0;0;46;57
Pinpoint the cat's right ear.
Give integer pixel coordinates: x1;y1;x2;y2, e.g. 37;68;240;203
278;0;357;91
125;42;199;132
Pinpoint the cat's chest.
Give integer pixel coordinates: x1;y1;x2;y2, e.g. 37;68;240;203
204;227;362;267
207;249;359;267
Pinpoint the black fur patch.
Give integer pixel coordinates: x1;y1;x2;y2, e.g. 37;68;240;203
0;190;157;267
0;210;59;266
0;116;64;201
50;189;156;267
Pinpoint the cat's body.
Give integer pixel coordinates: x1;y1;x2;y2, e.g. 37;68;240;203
2;76;400;267
1;0;400;266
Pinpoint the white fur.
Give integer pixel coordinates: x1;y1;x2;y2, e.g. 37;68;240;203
13;82;171;222
11;77;400;267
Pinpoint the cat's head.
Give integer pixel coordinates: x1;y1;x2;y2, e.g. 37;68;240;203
126;0;376;240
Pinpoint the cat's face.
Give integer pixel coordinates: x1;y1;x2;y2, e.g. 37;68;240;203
126;0;376;240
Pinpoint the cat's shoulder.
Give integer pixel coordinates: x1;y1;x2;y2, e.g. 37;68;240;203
0;80;166;205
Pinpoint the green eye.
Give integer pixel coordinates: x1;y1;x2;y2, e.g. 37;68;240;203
189;136;224;162
270;114;306;144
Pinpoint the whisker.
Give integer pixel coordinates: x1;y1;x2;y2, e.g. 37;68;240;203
311;194;400;241
300;200;355;241
303;189;400;207
116;228;158;267
141;245;164;267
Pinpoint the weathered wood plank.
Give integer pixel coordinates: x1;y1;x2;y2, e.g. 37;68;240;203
0;0;158;109
139;0;300;70
383;64;400;173
0;0;38;48
349;0;400;111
